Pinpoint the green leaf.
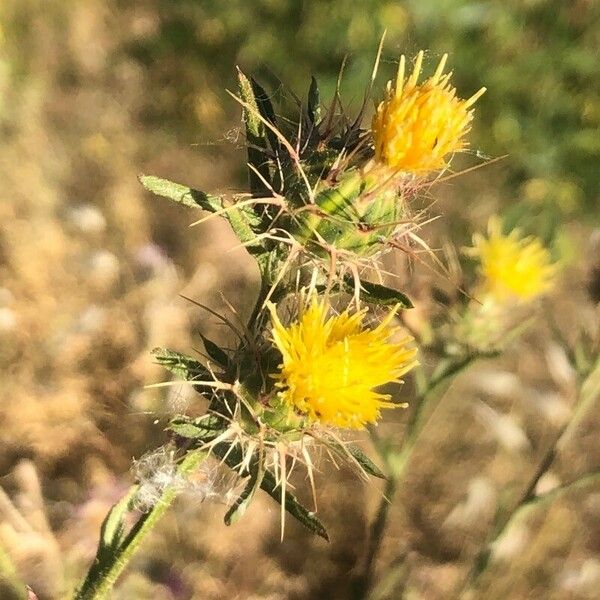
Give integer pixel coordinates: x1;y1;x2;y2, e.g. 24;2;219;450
139;175;221;212
237;69;272;196
212;442;329;540
224;461;265;526
75;486;138;598
344;276;413;309
199;333;230;368
308;76;321;125
140;175;265;253
151;347;210;381
323;439;386;478
249;77;279;147
76;450;208;600
168;414;224;442
260;469;329;541
249;76;284;192
98;488;137;557
342;443;386;479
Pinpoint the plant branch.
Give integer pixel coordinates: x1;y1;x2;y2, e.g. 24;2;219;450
75;449;207;600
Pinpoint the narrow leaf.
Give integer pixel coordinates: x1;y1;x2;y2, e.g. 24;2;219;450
250;77;284;190
322;439;386;479
140;175;264;252
168;414;224;442
308;76;321;125
341;443;386;479
199;333;230;368
212;442;329;540
237;69;272;196
139;175;221;212
261;469;329;541
98;487;138;556
151;347;210;381
250;78;279;137
75;486;139;598
224;462;265;526
344;276;413;309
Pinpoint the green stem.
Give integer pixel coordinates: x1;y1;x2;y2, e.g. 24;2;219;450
75;449;207;600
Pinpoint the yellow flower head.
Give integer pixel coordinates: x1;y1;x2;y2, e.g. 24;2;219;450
468;218;557;302
372;51;486;173
267;296;418;430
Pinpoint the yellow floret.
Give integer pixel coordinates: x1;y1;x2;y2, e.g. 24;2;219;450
268;297;417;429
372;51;485;173
468;218;557;302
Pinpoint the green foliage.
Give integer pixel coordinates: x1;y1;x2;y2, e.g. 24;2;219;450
168;414;224;442
199;333;231;368
260;469;329;541
211;441;329;540
76;450;208;600
325;440;386;479
138;175;221;211
224;460;265;526
166;415;331;540
238;70;274;197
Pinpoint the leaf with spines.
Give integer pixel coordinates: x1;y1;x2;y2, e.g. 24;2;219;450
237;69;273;196
212;442;329;540
249;76;281;159
224;460;265;526
260;469;329;541
308;76;321;126
139;175;221;211
330;442;386;479
315;277;413;310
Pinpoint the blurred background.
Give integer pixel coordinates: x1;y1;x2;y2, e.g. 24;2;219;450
0;1;598;598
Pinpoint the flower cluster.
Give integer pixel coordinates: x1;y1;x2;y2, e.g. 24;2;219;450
139;47;556;539
78;43;569;600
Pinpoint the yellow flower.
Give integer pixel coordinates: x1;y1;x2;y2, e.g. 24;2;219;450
372;51;486;173
267;296;417;429
468;218;557;301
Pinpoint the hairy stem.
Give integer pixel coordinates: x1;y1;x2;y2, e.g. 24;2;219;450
75;449;207;600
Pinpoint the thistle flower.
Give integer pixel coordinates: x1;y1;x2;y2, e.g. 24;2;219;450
267;296;417;429
372;51;486;173
468;218;557;302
